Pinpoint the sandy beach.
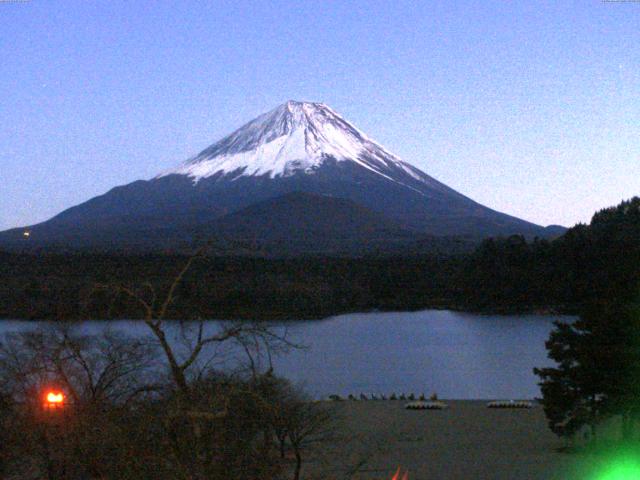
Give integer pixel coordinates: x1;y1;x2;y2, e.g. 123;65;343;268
307;400;596;480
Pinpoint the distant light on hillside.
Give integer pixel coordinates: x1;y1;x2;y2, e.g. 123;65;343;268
23;231;30;238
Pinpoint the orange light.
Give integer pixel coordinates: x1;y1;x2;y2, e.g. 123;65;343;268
46;392;64;404
391;467;409;480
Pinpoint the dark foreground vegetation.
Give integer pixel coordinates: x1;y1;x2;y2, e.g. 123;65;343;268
0;198;638;478
0;319;356;480
532;198;640;451
1;197;638;320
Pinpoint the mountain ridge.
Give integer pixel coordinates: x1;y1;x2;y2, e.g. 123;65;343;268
0;101;563;254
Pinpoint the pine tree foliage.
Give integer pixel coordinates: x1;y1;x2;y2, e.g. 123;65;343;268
535;198;640;444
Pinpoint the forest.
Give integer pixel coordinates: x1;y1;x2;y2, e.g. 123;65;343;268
0;197;638;321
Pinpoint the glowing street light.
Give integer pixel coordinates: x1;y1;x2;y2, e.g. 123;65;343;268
43;390;65;411
47;392;63;404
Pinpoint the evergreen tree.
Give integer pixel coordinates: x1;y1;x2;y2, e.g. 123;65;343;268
535;197;640;444
534;318;607;443
592;297;640;441
534;298;640;444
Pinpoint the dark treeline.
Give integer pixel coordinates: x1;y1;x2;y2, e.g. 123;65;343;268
0;253;462;320
466;197;640;311
1;197;638;321
533;198;640;448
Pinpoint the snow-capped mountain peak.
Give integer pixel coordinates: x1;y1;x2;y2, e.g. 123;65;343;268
0;100;552;253
160;100;418;183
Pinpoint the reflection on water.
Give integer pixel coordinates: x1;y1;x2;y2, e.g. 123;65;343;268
0;310;573;399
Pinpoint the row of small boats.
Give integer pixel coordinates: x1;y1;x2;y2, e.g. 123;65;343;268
328;393;435;401
406;400;534;410
326;395;533;410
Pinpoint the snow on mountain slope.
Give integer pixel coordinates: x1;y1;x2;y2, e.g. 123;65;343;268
0;100;555;253
159;100;438;191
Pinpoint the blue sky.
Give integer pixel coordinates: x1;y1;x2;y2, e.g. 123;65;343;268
1;0;638;230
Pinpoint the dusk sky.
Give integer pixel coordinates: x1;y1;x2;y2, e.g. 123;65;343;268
1;0;638;231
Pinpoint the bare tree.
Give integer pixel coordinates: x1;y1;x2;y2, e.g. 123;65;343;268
263;381;336;480
91;247;297;396
82;247;304;479
0;325;277;479
0;325;158;407
0;325;163;479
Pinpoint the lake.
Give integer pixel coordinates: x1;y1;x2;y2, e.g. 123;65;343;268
0;310;573;400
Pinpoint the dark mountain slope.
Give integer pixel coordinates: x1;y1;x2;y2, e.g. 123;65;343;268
0;101;561;253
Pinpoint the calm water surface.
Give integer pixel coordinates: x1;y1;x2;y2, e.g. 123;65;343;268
0;310;573;399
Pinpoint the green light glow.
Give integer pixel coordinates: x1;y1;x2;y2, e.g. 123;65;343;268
593;452;640;480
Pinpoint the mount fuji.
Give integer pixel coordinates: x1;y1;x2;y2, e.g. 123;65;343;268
0;101;561;254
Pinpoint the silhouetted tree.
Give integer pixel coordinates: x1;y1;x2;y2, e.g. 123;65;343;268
535;197;640;445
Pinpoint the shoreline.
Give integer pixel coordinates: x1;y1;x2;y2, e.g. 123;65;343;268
0;304;578;322
312;400;590;480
